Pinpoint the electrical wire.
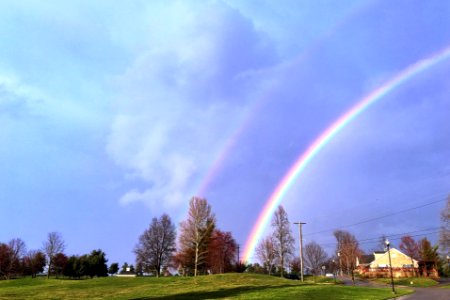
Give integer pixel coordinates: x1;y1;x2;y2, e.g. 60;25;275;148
304;195;447;237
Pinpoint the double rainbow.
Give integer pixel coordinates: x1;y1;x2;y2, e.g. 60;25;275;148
242;45;450;262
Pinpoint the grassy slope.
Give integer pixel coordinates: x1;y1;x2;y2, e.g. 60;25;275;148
373;277;439;288
0;273;412;300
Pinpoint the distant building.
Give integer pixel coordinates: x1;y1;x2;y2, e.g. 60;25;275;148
116;267;137;278
355;248;435;278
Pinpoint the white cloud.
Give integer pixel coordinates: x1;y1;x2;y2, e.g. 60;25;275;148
106;1;278;212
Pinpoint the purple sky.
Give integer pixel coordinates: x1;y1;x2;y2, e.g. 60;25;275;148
1;0;449;265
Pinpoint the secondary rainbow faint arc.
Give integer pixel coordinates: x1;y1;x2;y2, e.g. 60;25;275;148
242;45;450;262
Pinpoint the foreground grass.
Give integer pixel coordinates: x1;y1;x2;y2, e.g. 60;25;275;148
0;273;412;299
303;275;343;284
373;277;439;288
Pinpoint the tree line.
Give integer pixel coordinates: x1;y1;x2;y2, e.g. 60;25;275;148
0;232;108;280
2;195;448;280
249;195;450;279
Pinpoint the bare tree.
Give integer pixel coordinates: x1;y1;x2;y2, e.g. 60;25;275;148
134;213;176;277
7;238;26;278
43;232;65;279
23;250;46;278
399;235;419;276
377;235;388;251
256;236;277;275
399;235;419;259
271;205;294;277
304;241;328;280
334;230;362;284
440;195;450;254
178;197;215;276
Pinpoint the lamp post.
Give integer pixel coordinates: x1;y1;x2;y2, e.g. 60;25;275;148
446;255;450;277
294;222;306;282
385;239;396;294
337;251;343;276
332;259;336;283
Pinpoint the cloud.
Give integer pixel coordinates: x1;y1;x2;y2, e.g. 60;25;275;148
106;1;278;212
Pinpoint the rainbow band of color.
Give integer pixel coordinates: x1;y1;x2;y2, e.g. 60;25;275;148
243;45;450;262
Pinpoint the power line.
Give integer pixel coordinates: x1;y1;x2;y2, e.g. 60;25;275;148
304;195;446;237
319;227;440;247
358;230;440;246
357;227;441;243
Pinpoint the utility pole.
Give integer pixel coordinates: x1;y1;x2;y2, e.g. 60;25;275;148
237;244;240;264
294;222;306;282
385;239;396;294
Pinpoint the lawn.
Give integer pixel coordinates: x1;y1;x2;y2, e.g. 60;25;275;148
372;277;439;288
0;273;413;299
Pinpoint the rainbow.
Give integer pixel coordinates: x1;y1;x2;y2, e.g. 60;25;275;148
242;45;450;262
196;2;373;197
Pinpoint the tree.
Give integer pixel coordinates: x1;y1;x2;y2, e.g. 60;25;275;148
23;250;46;278
246;263;266;274
419;238;439;262
63;255;89;279
271;205;294;277
399;236;419;260
43;232;65;279
334;230;362;284
61;251;107;279
178;197;216;276
120;262;130;274
289;257;301;275
255;236;277;275
304;241;328;281
172;248;195;276
134;214;176;277
52;252;68;278
0;243;12;279
377;235;388;251
86;249;108;278
108;262;119;275
399;235;419;275
7;238;26;278
207;229;237;274
440;195;450;254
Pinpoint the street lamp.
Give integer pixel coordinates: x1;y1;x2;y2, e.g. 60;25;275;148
332;259;336;283
385;239;396;294
446;255;450;277
337;251;343;276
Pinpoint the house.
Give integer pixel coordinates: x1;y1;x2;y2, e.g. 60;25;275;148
356;248;423;278
116;267;137;278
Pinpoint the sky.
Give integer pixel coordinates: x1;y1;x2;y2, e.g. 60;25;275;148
1;0;449;265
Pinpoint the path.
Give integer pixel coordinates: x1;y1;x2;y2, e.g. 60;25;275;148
340;276;450;300
396;279;450;300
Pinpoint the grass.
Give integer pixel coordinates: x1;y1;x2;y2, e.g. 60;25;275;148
304;275;343;284
0;273;413;299
372;277;439;288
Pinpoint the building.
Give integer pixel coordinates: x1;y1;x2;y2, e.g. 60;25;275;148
356;248;423;278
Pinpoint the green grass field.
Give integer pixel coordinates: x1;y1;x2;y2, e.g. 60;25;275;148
0;273;413;299
372;277;439;288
